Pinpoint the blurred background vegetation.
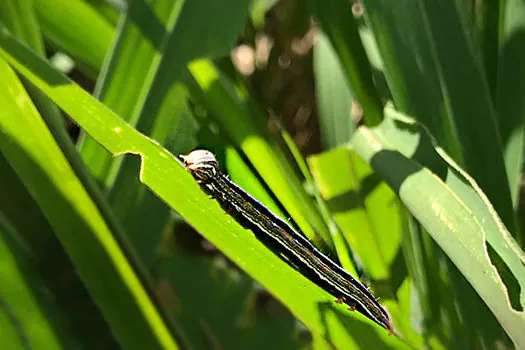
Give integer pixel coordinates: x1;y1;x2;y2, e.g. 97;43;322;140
1;0;525;349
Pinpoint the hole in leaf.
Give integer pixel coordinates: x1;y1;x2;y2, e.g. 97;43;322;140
486;242;523;311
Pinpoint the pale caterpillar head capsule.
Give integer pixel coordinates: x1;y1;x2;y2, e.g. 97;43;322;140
180;149;219;183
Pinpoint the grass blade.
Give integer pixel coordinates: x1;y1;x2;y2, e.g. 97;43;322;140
0;54;179;349
496;0;525;207
34;0;113;77
313;31;355;149
0;215;65;349
350;105;525;347
309;0;382;126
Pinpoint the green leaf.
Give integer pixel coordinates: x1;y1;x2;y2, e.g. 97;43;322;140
359;0;461;160
308;148;426;348
474;0;502;99
0;54;179;349
350;105;525;348
88;0;121;26
496;0;525;207
402;218;464;348
309;0;382;126
382;278;425;349
0;153;117;348
308;147;402;281
158;244;302;349
362;0;517;237
78;0;182;184
77;0;187;266
34;0;114;77
0;214;64;349
0;0;45;54
418;0;517;236
313;31;355;149
358;3;518;345
0;0;63;143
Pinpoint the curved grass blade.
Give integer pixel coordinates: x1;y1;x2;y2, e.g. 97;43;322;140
350;105;525;348
0;56;180;349
362;0;517;237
